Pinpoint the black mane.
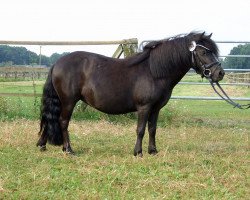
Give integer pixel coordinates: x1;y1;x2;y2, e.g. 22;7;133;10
143;32;219;78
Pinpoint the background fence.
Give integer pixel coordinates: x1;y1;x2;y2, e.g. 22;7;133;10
0;39;249;102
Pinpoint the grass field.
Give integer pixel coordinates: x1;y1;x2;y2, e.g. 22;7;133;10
0;119;249;199
0;77;249;199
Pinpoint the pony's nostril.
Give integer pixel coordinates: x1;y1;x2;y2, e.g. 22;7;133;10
219;70;225;77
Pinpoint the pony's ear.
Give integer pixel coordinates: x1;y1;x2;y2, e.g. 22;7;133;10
192;32;205;41
207;33;213;38
200;32;206;39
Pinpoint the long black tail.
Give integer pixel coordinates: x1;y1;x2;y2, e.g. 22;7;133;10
39;65;63;145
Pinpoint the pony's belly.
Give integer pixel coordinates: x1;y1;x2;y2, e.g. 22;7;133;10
94;101;136;115
98;108;136;115
82;85;136;114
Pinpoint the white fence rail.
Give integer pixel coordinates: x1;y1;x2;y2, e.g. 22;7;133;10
0;39;138;46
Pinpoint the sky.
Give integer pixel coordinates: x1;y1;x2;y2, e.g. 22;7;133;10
1;0;250;57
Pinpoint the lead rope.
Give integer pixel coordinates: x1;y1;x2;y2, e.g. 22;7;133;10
209;79;250;109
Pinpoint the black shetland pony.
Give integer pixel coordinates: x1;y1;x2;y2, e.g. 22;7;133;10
37;32;224;156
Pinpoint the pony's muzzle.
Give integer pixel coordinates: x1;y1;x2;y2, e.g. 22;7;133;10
217;63;225;81
211;64;225;82
218;69;225;80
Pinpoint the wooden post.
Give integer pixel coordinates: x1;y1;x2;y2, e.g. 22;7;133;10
112;39;138;58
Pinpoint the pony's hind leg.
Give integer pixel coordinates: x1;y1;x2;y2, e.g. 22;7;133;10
59;101;77;154
36;131;48;151
37;118;49;151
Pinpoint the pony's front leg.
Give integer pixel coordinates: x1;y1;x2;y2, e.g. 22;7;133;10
134;107;150;157
148;110;160;155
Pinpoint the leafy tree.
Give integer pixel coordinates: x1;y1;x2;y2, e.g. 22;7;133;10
40;55;50;66
50;52;69;65
0;45;39;66
0;45;69;67
223;44;250;69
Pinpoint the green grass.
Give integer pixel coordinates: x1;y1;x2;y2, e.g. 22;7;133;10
0;120;249;199
0;96;40;120
0;78;249;123
0;81;44;94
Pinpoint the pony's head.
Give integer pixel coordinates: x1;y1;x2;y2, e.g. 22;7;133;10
188;32;225;82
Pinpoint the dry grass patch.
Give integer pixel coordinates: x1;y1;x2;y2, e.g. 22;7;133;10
173;84;249;97
69;120;136;137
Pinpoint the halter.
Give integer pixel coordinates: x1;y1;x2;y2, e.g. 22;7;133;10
189;41;250;109
189;41;220;78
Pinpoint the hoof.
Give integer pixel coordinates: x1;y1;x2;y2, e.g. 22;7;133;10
62;147;75;155
149;150;158;155
134;151;143;157
38;145;47;152
148;147;158;155
137;153;143;157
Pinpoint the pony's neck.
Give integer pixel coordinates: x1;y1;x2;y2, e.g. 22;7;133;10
168;65;191;89
149;39;192;79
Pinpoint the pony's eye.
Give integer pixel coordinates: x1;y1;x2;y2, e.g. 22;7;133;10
202;50;207;55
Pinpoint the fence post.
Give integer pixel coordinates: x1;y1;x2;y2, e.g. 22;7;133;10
122;43;138;57
112;44;123;58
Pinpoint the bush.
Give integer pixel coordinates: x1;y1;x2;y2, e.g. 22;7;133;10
0;96;8;117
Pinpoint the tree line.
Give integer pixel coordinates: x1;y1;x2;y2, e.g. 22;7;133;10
223;44;250;69
0;45;69;67
0;44;250;69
